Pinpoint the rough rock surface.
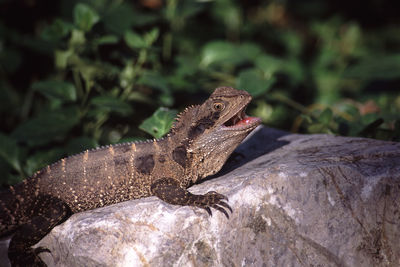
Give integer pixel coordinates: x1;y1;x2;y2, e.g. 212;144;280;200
2;126;400;266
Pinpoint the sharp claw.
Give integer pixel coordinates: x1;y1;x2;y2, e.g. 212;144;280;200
197;191;232;219
204;206;212;216
222;211;229;219
212;204;230;219
34;247;51;255
218;201;233;213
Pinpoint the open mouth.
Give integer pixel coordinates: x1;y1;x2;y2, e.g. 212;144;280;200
223;106;261;130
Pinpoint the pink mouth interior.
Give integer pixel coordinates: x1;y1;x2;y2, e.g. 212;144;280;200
233;116;261;127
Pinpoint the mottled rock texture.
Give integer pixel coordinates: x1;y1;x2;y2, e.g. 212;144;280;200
2;126;400;266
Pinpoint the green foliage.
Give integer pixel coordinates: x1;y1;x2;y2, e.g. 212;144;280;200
139;108;178;139
0;0;399;185
32;80;77;102
73;3;100;32
90;96;133;116
236;69;275;97
0;133;22;175
297;98;400;140
12;107;81;147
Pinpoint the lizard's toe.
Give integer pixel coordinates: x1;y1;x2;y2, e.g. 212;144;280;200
204;191;229;201
199;191;232;219
34;246;51;255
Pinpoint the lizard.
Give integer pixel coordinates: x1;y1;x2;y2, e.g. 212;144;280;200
0;86;261;266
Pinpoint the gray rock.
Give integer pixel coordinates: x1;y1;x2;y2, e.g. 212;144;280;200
3;126;400;266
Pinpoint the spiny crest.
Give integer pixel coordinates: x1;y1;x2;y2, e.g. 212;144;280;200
170;104;200;134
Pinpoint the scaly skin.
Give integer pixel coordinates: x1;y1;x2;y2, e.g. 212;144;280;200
0;87;261;266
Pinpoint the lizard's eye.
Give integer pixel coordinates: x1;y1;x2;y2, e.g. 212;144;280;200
213;102;225;111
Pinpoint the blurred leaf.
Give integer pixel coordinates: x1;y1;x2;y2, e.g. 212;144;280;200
200;41;264;68
318;108;333;125
120;61;135;86
138;71;169;93
159;93;174;107
124;27;159;49
284;59;305;85
314;72;341;104
301;114;313;124
255;54;284;75
127;91;153;104
212;0;241;32
93;35;119;46
55;49;73;69
361;113;381;125
90;96;133;116
174;55;198;77
266;105;292;128
341;23;363;56
103;3;157;35
108;129;123;143
32;80;77;102
237;43;262;61
255;53;305;86
0;132;21;173
69;29;86;46
73;3;100;32
143;28;159;46
71;58;119;91
200;41;237;67
281;31;303;57
175;1;204;19
308;123;326;134
137;72;173;106
124;30;146;49
139;107;177;139
41;19;73;41
236;69;274;97
11;107;81;147
344;54;400;81
252;100;273;122
103;3;135;35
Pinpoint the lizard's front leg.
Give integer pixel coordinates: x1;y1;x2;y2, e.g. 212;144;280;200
8;196;71;267
151;178;232;218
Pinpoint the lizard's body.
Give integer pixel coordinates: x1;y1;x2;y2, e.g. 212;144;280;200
0;87;261;266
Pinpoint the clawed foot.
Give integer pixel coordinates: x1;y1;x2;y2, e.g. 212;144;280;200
196;191;233;219
151;178;233;219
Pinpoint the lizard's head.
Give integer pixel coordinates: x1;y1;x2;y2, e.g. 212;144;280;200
171;87;261;180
